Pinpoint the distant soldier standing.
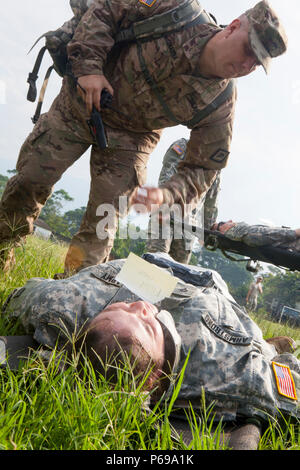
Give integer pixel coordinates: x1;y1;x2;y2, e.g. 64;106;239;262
246;276;263;311
0;1;288;276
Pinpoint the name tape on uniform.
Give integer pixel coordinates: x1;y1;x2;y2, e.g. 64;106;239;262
202;312;252;346
115;252;178;304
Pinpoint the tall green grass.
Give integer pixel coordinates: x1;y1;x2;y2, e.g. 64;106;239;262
0;235;299;450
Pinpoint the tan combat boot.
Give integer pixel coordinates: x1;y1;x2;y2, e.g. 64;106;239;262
266;336;297;354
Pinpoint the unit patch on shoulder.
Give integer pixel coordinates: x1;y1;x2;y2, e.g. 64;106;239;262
172;144;184;156
210;149;230;164
139;0;157;7
272;362;298;400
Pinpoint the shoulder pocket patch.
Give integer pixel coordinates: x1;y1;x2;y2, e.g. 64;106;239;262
210;149;230;164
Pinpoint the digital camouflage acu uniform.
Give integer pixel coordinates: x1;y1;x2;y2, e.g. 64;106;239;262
3;254;300;424
224;222;300;250
0;0;287;273
146;138;221;263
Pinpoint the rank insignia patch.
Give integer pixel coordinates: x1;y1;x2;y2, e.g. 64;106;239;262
139;0;157;7
272;362;298;400
172;144;184;156
210;149;230;164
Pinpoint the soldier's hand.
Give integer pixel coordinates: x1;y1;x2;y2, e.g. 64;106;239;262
77;74;114;114
131;186;164;213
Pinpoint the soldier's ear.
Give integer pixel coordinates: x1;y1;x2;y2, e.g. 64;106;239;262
225;19;242;37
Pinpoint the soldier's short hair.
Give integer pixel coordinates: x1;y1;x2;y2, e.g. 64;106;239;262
75;316;163;389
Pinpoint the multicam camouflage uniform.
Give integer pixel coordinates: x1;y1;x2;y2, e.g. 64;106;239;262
0;0;287;273
146;138;221;263
224;222;300;250
3;254;300;424
0;0;237;273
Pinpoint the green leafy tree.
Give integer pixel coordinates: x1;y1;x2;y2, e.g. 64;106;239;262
0;174;9;198
63;207;86;237
0;170;18;198
111;222;147;259
40;189;74;236
260;271;300;310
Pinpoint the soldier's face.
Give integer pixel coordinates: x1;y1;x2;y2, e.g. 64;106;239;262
95;301;165;365
214;19;259;78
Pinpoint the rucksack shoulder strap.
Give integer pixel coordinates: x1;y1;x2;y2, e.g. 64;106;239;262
115;0;213;43
184;80;236;128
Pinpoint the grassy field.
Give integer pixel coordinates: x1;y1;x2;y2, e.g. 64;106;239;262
0;235;299;451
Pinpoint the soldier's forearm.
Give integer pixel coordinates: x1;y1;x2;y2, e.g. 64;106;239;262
160;167;217;210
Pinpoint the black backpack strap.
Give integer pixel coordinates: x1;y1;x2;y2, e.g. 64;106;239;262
31;65;55;124
137;41;182;125
27;46;47;102
137;32;235;128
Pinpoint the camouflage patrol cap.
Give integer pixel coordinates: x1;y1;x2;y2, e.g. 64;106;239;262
244;0;288;73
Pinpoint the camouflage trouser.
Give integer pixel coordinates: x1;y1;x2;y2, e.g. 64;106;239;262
146;226;194;264
0;77;160;272
146;208;202;264
145;139;221;264
247;295;258;311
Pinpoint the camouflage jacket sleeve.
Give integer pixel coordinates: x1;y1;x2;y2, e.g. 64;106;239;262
159;139;220;229
158;138;187;185
203;171;220;229
225;222;298;247
160;87;236;210
67;0;181;77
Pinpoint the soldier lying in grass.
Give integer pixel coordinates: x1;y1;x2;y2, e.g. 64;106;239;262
2;253;299;451
0;0;288;276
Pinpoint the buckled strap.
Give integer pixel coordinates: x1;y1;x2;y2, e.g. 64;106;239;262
27;46;47;102
137;34;235;127
184;80;236;128
31;65;54;124
137;41;182;125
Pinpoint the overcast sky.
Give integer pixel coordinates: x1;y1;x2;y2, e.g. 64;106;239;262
0;1;299;229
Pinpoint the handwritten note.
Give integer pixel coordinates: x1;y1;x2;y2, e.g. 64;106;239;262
115;253;178;303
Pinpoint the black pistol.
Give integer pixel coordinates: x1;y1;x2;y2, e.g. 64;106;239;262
88;90;113;150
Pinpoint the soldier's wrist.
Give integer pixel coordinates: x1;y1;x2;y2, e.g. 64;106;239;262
71;61;104;79
160;187;175;207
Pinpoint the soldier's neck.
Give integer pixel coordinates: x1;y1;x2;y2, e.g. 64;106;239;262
198;33;221;79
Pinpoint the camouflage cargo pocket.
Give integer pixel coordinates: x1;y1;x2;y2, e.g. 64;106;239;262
28;114;50;146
